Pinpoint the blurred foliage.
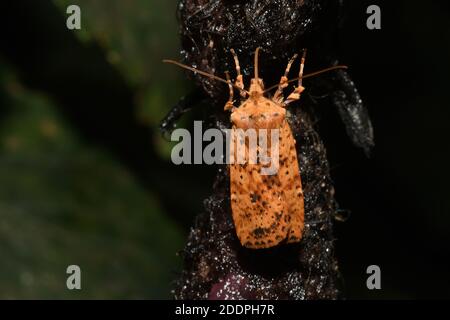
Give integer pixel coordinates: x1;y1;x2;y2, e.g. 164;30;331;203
0;57;183;298
54;0;189;159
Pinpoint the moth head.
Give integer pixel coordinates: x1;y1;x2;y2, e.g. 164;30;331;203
249;78;264;98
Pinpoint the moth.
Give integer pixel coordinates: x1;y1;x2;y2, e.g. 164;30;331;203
164;49;346;249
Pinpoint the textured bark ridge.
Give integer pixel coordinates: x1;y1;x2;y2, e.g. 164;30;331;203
170;0;372;300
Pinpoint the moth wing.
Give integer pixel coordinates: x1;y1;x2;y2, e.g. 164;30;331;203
229;128;289;249
278;121;305;243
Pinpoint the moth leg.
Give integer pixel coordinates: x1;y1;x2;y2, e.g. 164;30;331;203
224;71;236;111
272;53;298;104
284;49;307;107
230;49;246;97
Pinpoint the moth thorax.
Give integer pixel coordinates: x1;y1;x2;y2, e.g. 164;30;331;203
231;99;286;130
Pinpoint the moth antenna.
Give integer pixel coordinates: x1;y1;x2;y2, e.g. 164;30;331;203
288;65;347;86
163;59;249;93
254;47;261;79
264;65;348;93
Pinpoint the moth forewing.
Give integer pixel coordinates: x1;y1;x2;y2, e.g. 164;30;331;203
229;96;304;249
278;120;305;243
258;128;280;176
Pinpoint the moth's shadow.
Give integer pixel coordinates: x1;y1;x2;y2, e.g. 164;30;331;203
236;242;303;277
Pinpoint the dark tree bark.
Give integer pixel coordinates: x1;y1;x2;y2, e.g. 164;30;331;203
169;0;373;299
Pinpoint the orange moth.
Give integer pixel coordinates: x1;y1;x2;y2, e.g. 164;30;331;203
164;49;346;249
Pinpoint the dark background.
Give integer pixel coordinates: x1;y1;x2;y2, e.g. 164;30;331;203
0;0;449;299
